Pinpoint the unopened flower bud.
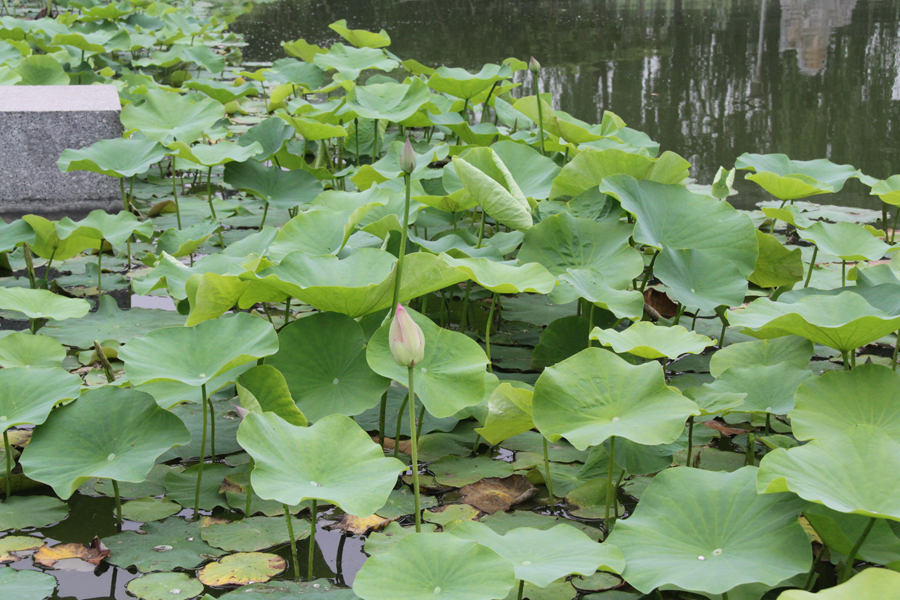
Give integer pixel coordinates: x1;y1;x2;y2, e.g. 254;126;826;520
389;304;425;368
399;138;416;175
529;57;541;73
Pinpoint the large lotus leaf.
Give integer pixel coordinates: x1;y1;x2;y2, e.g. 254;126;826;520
169;141;262;168
184;79;258;104
20;215;99;261
41;295;185;348
20;387;190;500
792;364;900;441
727;292;900;352
696;363;815;415
57;209;153;246
518;212;643;288
329;19;390;48
120;312;279;387
427;63;511;99
58;138;168;179
600;175;758;277
550;148;690;200
440;254;556;294
134;252;256;301
709;337;813;378
224;160;322;211
758;425;900;520
0;288;89;321
749;231;805;289
235;365;308;427
798;222;892;261
490;141;560;202
265;313;388;421
344;78;429;122
532;347;699;450
589;322;713;360
0;367;80;433
0;219;34;253
0;332;66;368
531;315;591;370
268;209;361;260
559;269;644;320
866;175;900;206
237;117;295;161
120;90;225;144
104;518;225;573
313;44;398;80
474;383;534;446
0;568;56;600
237;412;404;516
14;54;68;85
735;153;857;200
353;532;516;600
268;58;327;92
449;521;622;588
607;466;811;595
367;307;488;419
453;150;532;231
778;568;900;600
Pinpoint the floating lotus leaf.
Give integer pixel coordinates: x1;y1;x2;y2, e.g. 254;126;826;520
427;63;511;99
104;517;225;573
694;363;814;415
375;488;438;519
450;521;624;587
453;149;532;230
201;516;310;552
440;254;556;294
313;44;398;80
750;231;805;288
366;522;439;555
0;496;68;531
353;532;516;600
237;412;404;516
218;580;349;600
532;348;699;450
121;497;182;523
0;568;56;600
343;78;429;123
126;572;204;600
480;510;602;541
550;148;690;200
57;209;153;246
120;312;279;388
57;138;168;179
198;552;286;587
0;332;65;368
727;292;900;352
168;141;262;168
607;466;811;595
798;222;892;261
235;365;308;426
791;364;900;441
757;425;900;520
0;288;89;322
329;19;391;48
709;337;813;378
224;160;322;210
429;455;514;488
778;568;900;600
20;387;190;500
120;89;225;144
0;367;81;433
475;383;534;446
735;153;858;200
367;307;488;418
589;322;713;360
265;313;388;421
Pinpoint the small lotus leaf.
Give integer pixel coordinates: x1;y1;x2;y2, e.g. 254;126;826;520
590;322;713;360
313;44;398;80
429;455;514;488
198;552;286;587
475;383;534;446
0;288;89;321
103;518;225;573
329;19;390;48
0;496;68;531
121;497;182;523
126;572;204;600
0;568;56;600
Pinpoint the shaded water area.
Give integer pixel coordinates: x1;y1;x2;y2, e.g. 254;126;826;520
233;0;900;209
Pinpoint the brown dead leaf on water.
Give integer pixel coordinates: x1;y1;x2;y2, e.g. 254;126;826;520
644;288;678;319
704;420;753;436
199;516;230;528
34;537;109;568
460;475;538;514
0;536;43;564
373;436;411;455
335;513;393;535
5;430;31;448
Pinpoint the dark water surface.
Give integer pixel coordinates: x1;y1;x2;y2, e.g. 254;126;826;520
233;0;900;208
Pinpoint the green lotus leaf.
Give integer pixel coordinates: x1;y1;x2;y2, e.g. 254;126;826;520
695;363;815;415
0;288;89;321
735;153;858;200
343;78;429;123
865;174;900;206
709;336;813;378
367;307;488;418
0;568;56;600
658;247;751;311
559;269;644;320
427;63;511;99
182;272;249;326
761;204;814;229
126;572;204;600
218;580;349;600
313;43;398;80
19;215;98;261
156;219;219;258
727;292;900;352
376;487;439;519
449;521;624;587
168;140;262;168
530;315;591;370
791;364;900;441
200;516;311;552
474;383;534;446
120;90;225;144
550;148;690;200
134;252;257;301
235;365;308;426
237;117;295;161
777;568;900;600
607;466;811;595
277;112;348;141
120;497;182;523
798;222;892;261
366;522;439;555
440;254;556;294
58;138;168;179
353;532;516;600
237;412;404;516
749;231;804;288
590;322;713;360
328;19;390;48
14;54;68;85
57;209;153;246
268;58;327;92
490;141;561;202
20;387;190;500
184;79;258;104
104;517;225;573
0;332;66;368
268;209;363;260
0;219;34;254
453;149;532;230
224;160;322;211
804;504;900;567
0;495;68;530
164;463;230;511
265;313;388;422
532;347;699;450
120;312;279;387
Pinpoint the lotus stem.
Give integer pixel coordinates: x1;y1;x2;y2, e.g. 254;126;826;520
129;175;135;213
246;457;254;516
472;433;481;455
804;544;826;590
308;499;317;580
459;281;473;330
284;297;292;325
673;303;684;326
838;517;876;584
3;430;11;502
722;594;729;600
892;207;900;244
408;366;422;533
372;119;379;162
605;436;617;534
587;303;595;346
516;580;524;600
22;244;35;289
718;313;728;348
260;201;269;229
172;169;182;230
120;178;129;212
893;331;899;372
284;505;299;581
207;394;216;462
803;246;818;288
207;167;225;248
765;413;771;435
97;238;103;295
745;433;755;466
842;260;846;287
393;393;409;460
542;436;555;511
111;480;122;531
486;292;497;371
416;402;426;439
354;118;360;167
687;416;695;468
842;351;851;371
533;83;545;156
377;391;388;449
94;341;115;383
480;82;499;124
193;383;208;521
639;250;659;294
389;174;413;318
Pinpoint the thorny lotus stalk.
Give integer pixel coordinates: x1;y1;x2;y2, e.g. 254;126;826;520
3;430;10;502
529;57;545;156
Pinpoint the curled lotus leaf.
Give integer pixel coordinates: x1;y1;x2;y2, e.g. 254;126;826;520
735;153;858;201
589;322;713;360
0;287;89;321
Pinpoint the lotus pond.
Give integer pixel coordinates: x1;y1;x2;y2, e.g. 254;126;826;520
2;1;900;600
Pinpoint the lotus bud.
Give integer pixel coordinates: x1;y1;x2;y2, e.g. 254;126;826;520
234;405;250;420
389;304;425;368
399;138;416;175
529;56;541;73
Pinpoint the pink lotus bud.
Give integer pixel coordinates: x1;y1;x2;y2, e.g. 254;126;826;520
389;304;425;367
234;405;250;420
399;138;416;175
529;56;541;73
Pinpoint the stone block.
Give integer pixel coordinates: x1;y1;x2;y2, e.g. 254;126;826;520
0;85;123;220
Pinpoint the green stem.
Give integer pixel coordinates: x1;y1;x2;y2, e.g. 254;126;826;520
842;260;846;287
472;433;481;455
892;206;900;244
97;238;103;295
842;351;852;371
354;118;360;167
284;297;292;324
120;178;129;211
416;402;426;440
534;83;545;156
605;436;617;533
542;436;555;510
804;246;818;288
308;499;317;580
639;250;659;293
389;174;412;318
372;119;379;162
804;544;826;591
480;82;499;123
129;175;135;212
587;303;595;346
516;580;524;600
476;209;487;248
486;292;497;371
246;457;254;516
207;167;225;248
718;313;728;348
377;391;388;449
459;281;473;330
207;394;216;462
745;433;755;466
673;304;685;326
3;430;11;502
22;244;35;289
112;480;122;531
893;330;900;372
722;593;729;600
172;169;182;230
838;517;876;584
686;416;695;468
193;383;208;521
393;393;409;459
408;366;421;532
260;201;269;229
285;505;299;581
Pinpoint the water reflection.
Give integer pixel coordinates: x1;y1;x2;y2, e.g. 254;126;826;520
780;0;858;75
